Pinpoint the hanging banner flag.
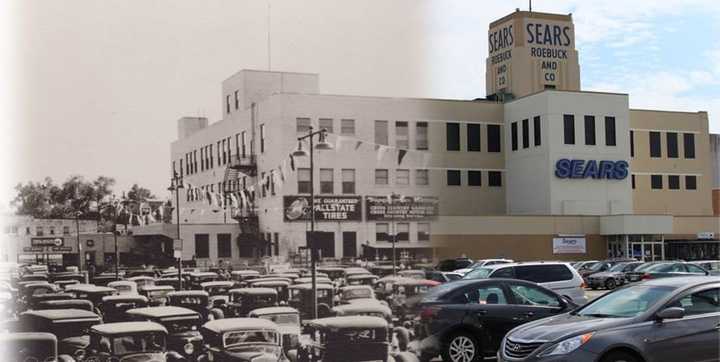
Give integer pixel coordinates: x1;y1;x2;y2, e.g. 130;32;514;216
289;154;296;171
355;140;363;150
398;149;407;165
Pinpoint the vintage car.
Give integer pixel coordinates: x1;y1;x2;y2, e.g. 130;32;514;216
248;306;301;355
188;272;220;289
108;280;139;295
18;282;61;311
127;275;156;289
18;308;102;357
292;276;333;285
166;290;224;322
27;292;75;310
230;270;261;286
198;318;284;362
374;275;407;301
127;306;205;359
125;269;158;278
249;280;291;303
156;277;184;290
331;300;393;322
269;273;299;282
370;265;396;278
65;285;118;312
389;279;440;321
337;285;379;305
288;283;335;319
19;273;49;283
82;321;184;361
346;274;380;287
99;295;149;323
397;270;426;280
317;267;345;281
36;299;94;312
200;281;235;297
49;272;85;284
54;279;80;290
91;273;122;286
248;276;293;285
0;332;73;362
227;288;279;317
139;285;175;306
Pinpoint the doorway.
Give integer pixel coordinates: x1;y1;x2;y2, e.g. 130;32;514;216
342;232;357;258
307;231;335;259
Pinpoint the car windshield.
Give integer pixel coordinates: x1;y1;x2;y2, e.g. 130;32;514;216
163;318;200;334
446;274;462;281
112;333;165;355
589;262;607;272
576;285;673;318
224;330;278;347
645;263;676;272
344;289;372;299
634;263;666;272
257;313;299;326
608;263;628;272
463;268;493;279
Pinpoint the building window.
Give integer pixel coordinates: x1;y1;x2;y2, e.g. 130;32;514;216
319;118;333;133
375;169;389;185
684;133;695;159
376;223;389;241
487;124;501;152
447;170;461;186
298;168;311;194
261;172;267;198
260;124;265;153
563;114;575;145
651;174;663;189
63;226;70;235
522;119;529;149
49;227;55;235
584;115;596;145
446;122;460;151
320;168;333;194
396;169;410;185
533;116;541;146
396;223;409;241
488;171;502;187
467;123;481;151
179;159;184;176
396;121;409;149
416;122;428;150
270;171;276;196
605;116;616;146
297;118;311;134
686;175;697;190
649;131;662;158
218;233;232;258
35;226;43;236
216;142;221;166
226;95;231;114
234;90;239;110
631;174;636;189
195;234;209;258
417;223;430;241
668;175;680;190
26;227;30;235
241;131;247;157
630;130;634;157
222;139;227;164
342;169;355;194
209;145;213;168
375;120;389;145
468;170;482;186
511;122;518;151
340;119;355;135
666;132;678;158
415;169;429;186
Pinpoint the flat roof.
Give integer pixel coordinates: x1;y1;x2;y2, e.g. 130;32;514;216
22;308;100;321
202;318;278;334
308;316;387;329
92;321;167;335
490;10;572;28
126;306;200;319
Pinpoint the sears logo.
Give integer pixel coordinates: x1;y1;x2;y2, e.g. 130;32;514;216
555;159;629;180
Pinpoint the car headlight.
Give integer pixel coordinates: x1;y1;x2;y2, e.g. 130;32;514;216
538;332;594;356
184;342;194;355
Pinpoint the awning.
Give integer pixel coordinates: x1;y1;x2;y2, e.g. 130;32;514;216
364;241;433;249
129;224;177;239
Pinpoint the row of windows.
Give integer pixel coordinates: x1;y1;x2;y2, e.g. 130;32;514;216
225;91;240;114
376;222;430;242
16;225;73;236
511;116;542;151
447;170;503;187
644;131;695;159
644;174;698;190
295;168;431;194
563;115;617;146
297;118;430;151
195;233;232;258
175;125;266;177
446;123;502;152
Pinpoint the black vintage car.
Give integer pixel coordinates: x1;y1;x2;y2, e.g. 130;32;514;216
226;287;278;317
65;284;118;312
198;318;284;361
127;306;205;359
139;285;175;306
83;321;185;361
17;308;102;358
248;306;301;356
99;295;149;323
27;292;75;310
166;290;224;322
288;283;335;319
0;332;74;362
332;299;393;322
188;272;220;289
250;280;291;303
35;298;94;312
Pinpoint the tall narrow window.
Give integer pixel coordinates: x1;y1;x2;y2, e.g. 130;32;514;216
375;120;389;145
376;223;389;241
341;119;355;135
631;174;636;189
342;169;355;194
468;170;482;186
241;131;246;157
666;132;678;158
605;116;616;146
200;148;205;171
226;95;231;114
222;139;227;164
651;174;663;189
487;124;501;152
209;144;213;168
630;131;635;157
416;122;428;150
683;133;695;159
195;234;209;258
488;171;503;187
218;234;232;258
396;121;409;149
522;119;529;149
533;116;541;146
320;168;333;194
298;168;311;194
296;118;311;134
668;175;680;190
234;134;240;160
217;141;221;165
447;170;461;186
193;150;197;173
180;159;184;176
511;122;518;151
397;223;409;241
319;118;333;133
467;123;481;151
685;175;697;190
649;132;661;158
584;115;596;145
417;223;430;241
563;114;575;145
415;169;429;185
375;169;389;185
446;122;460;151
260;124;265;153
234;90;239;110
396;169;410;185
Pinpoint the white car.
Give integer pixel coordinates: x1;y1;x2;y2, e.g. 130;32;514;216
453;259;514;275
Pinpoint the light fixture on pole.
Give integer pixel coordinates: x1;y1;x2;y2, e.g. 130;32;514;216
168;171;185;290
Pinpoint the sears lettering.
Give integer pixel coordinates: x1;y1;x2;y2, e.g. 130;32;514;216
555;159;629;180
488;25;514;54
526;23;571;46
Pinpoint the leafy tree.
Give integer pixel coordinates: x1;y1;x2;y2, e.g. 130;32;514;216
126;184;156;203
12;175;116;219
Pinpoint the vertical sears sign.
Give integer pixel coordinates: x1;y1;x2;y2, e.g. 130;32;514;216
487;19;515;91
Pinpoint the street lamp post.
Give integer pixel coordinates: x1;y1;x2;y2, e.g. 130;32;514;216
75;211;82;273
168;171;185;290
292;126;333;320
389;192;401;276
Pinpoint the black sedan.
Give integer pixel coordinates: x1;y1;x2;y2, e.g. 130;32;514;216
409;278;576;362
625;262;709;282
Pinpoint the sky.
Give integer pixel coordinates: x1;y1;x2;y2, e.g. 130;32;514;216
2;0;719;210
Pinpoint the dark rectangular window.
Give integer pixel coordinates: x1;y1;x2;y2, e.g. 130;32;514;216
342;169;355;194
376;223;389;242
584;115;596;145
260;124;265;153
225;95;231;114
631;174;636;189
297;168;311;194
651;174;663;189
195;234;209;258
488;171;502;187
447;170;461;186
683;133;695;159
234;90;239;110
209;144;213;168
217;233;232;258
533;116;541;146
468;170;482;186
487;124;501;152
649;132;661;157
467;123;481;151
630;131;634;157
416;121;428;150
605;116;616;146
446;123;460;151
522;119;529;149
685;175;697;190
668;175;680;190
563;114;575;145
666;132;678;158
511;122;518;151
320;168;333;194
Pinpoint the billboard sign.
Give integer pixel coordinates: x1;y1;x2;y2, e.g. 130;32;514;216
31;237;64;247
283;196;362;222
366;196;438;221
552;236;587;254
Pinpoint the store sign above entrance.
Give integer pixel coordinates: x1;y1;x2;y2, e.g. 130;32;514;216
555;159;629;180
24;237;73;254
283;196;361;222
366;196;439;221
552;236;586;254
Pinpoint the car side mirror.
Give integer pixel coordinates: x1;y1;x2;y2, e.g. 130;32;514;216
656;307;685;321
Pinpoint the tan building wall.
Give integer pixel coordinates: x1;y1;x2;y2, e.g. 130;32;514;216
434;234;607;261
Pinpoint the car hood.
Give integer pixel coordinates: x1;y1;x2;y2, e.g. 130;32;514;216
507;313;631;343
589;272;622;278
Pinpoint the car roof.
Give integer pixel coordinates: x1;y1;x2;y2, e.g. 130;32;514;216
290;283;334;290
67;285;117;293
140;285;174;291
640;276;720;287
0;332;56;343
229;288;277;295
22;308;100;321
92;321;167;335
203;318;278;333
200;281;235;287
126;306;199;318
189;272;218;277
167;290;209;297
248;306;299;316
332;302;390;314
231;270;260;275
102;295;148;303
347;274;378;279
126;276;154;280
481;261;572;270
340;285;373;291
308;316;388;329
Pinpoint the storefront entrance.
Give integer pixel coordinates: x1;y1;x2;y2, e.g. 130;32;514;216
607;234;665;261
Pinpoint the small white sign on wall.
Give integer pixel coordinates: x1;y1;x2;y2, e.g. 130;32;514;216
553;236;587;254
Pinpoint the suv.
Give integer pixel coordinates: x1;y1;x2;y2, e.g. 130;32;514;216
453;259;515;275
463;262;588;304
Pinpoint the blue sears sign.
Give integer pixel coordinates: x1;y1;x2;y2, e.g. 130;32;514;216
555;159;629;180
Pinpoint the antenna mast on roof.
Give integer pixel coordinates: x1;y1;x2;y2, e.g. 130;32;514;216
529;0;532;12
267;0;272;71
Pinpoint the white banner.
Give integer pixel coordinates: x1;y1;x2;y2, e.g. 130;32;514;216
552;237;586;254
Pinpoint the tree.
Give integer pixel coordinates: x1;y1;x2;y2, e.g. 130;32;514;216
126;184;156;203
12;175;116;219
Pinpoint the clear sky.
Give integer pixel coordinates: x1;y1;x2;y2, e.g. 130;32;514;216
2;0;719;209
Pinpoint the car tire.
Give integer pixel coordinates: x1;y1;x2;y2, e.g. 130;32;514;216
600;350;640;362
441;332;481;362
605;279;617;290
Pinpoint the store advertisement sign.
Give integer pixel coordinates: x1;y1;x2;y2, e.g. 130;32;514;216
552;237;586;254
366;196;439;221
283;196;361;222
697;232;715;240
31;237;64;247
555;159;629;180
24;237;73;254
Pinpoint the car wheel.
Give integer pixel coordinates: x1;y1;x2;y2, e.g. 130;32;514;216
600;350;640;362
441;332;481;362
605;279;617;290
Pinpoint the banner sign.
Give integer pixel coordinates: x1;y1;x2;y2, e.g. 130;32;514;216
31;237;64;247
283;196;362;222
552;237;587;254
23;237;73;254
555;159;629;180
366;196;438;221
